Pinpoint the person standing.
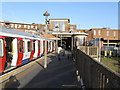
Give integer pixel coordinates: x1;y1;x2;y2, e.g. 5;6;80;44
57;46;62;61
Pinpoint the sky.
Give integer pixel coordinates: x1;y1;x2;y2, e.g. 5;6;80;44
1;2;119;29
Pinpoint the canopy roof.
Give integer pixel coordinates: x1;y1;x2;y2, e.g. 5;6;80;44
40;34;60;40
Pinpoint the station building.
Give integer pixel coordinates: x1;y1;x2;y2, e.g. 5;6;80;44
78;28;120;50
0;19;88;50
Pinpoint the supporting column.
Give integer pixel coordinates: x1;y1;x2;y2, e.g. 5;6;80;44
61;35;62;46
56;34;58;53
99;38;101;62
71;35;74;51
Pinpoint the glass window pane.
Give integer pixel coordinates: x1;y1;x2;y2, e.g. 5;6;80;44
28;41;31;52
33;41;35;51
38;41;40;50
0;39;4;57
20;41;23;53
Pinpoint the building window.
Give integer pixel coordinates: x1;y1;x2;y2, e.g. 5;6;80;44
28;25;30;29
11;24;14;28
114;31;116;37
55;24;60;31
15;24;18;28
94;30;96;35
31;25;34;28
98;30;101;36
0;23;4;26
24;25;27;28
18;24;21;28
70;26;74;31
106;31;109;36
52;21;65;31
35;26;38;30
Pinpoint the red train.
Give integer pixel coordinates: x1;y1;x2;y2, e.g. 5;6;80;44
0;27;56;73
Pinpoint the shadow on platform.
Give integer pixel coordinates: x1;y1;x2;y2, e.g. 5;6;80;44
24;51;79;88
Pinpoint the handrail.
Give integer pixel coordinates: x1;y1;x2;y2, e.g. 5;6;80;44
74;48;120;88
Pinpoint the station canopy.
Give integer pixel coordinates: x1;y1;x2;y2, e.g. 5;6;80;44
52;32;88;37
40;34;60;40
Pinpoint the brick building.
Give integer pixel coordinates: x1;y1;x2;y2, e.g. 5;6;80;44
78;28;120;48
0;19;77;34
0;21;44;35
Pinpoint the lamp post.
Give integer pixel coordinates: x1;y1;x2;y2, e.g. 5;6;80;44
43;11;50;68
55;26;59;53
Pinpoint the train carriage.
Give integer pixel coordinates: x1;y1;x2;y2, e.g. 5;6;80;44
0;27;56;73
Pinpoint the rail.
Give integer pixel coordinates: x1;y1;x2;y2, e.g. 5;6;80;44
77;46;98;58
74;48;120;88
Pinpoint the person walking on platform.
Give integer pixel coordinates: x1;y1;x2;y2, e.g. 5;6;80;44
57;46;62;61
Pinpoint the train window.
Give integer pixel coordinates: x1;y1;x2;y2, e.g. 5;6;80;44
28;41;31;52
49;42;51;48
19;40;23;53
43;41;45;49
0;39;4;57
47;41;48;49
33;41;35;51
38;41;40;50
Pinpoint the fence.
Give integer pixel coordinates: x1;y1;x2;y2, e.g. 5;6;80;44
77;46;98;58
74;48;120;88
101;46;120;57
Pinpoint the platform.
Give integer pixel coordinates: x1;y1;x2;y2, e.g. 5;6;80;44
1;51;79;88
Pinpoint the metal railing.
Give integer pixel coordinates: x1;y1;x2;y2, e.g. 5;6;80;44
74;48;120;88
77;46;98;58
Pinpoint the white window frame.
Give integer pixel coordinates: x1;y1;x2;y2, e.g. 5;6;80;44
35;26;38;30
94;30;96;35
62;24;65;31
18;24;21;28
0;39;4;57
98;30;101;36
15;24;18;28
31;25;34;28
28;25;30;29
114;31;116;37
0;23;4;26
24;25;27;28
70;26;74;31
106;31;109;36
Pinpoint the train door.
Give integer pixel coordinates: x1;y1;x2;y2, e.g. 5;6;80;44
0;36;6;73
17;38;24;66
52;42;54;51
49;41;51;53
40;39;43;56
37;40;40;57
30;40;35;61
33;40;38;58
50;41;52;52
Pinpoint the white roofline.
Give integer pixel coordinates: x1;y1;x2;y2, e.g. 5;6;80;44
52;32;88;36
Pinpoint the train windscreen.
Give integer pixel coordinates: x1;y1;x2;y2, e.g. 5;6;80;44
0;39;4;57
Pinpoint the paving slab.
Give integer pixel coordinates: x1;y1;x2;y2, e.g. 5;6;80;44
24;51;78;88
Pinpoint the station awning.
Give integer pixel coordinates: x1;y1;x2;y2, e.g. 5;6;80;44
52;32;88;37
40;34;60;40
